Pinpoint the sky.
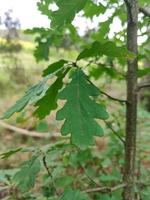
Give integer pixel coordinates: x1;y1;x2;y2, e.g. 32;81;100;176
0;0;50;28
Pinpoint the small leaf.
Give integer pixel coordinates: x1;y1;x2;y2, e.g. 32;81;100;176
13;156;41;192
137;68;150;77
56;69;109;149
34;36;51;62
43;59;68;77
84;1;106;18
77;41;134;61
59;188;89;200
55;175;73;187
51;0;88;29
2;78;48;119
34;69;69;119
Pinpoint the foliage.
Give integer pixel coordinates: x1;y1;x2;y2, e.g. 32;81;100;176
56;68;108;148
1;0;150;199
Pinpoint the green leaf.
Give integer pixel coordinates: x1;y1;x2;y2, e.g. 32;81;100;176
51;0;88;29
77;41;134;61
13;156;41;192
84;1;106;18
34;36;51;62
91;18;113;41
137;68;150;77
59;188;89;200
2;77;48;119
56;69;109;149
34;69;69;119
36;121;49;132
43;59;68;77
55;175;73;187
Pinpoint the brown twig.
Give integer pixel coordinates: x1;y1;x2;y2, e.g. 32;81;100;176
0;120;59;138
42;156;59;196
137;82;150;91
79;164;101;187
100;90;128;104
87;79;127;104
104;120;125;144
84;183;126;193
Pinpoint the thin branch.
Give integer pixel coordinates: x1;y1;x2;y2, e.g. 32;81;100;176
139;7;150;18
84;183;126;193
87;79;127;104
42;156;59;196
104;120;125;144
100;90;128;104
0;120;59;138
137;82;150;91
79;164;101;187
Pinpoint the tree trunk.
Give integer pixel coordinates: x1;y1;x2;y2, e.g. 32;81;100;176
123;0;138;200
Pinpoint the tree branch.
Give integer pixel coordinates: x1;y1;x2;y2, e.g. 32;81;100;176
84;183;126;193
104;120;125;144
87;79;127;104
137;82;150;91
139;7;150;18
0;120;59;138
42;156;59;196
79;163;101;187
100;90;128;104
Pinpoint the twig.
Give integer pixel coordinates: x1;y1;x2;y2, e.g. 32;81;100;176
0;120;59;138
100;90;128;104
79;164;101;187
87;79;127;104
104;120;125;144
42;156;59;196
139;7;150;18
137;82;150;91
84;183;126;193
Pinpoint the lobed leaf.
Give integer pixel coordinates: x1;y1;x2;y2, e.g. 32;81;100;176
34;69;69;119
56;69;109;149
51;0;88;29
43;59;68;76
77;41;135;61
13;156;41;192
2;78;48;119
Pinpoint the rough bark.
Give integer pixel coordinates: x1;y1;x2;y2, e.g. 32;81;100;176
123;0;138;200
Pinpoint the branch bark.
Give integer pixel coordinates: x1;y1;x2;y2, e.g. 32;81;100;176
84;183;126;193
139;7;150;18
104;120;125;144
0;120;59;138
123;0;138;200
137;82;150;91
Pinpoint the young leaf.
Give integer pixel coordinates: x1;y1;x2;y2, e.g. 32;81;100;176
56;69;109;149
77;41;134;61
43;59;68;77
59;188;89;200
51;0;88;28
2;78;48;119
13;156;41;192
34;69;69;119
84;1;106;18
34;36;51;62
137;68;150;77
